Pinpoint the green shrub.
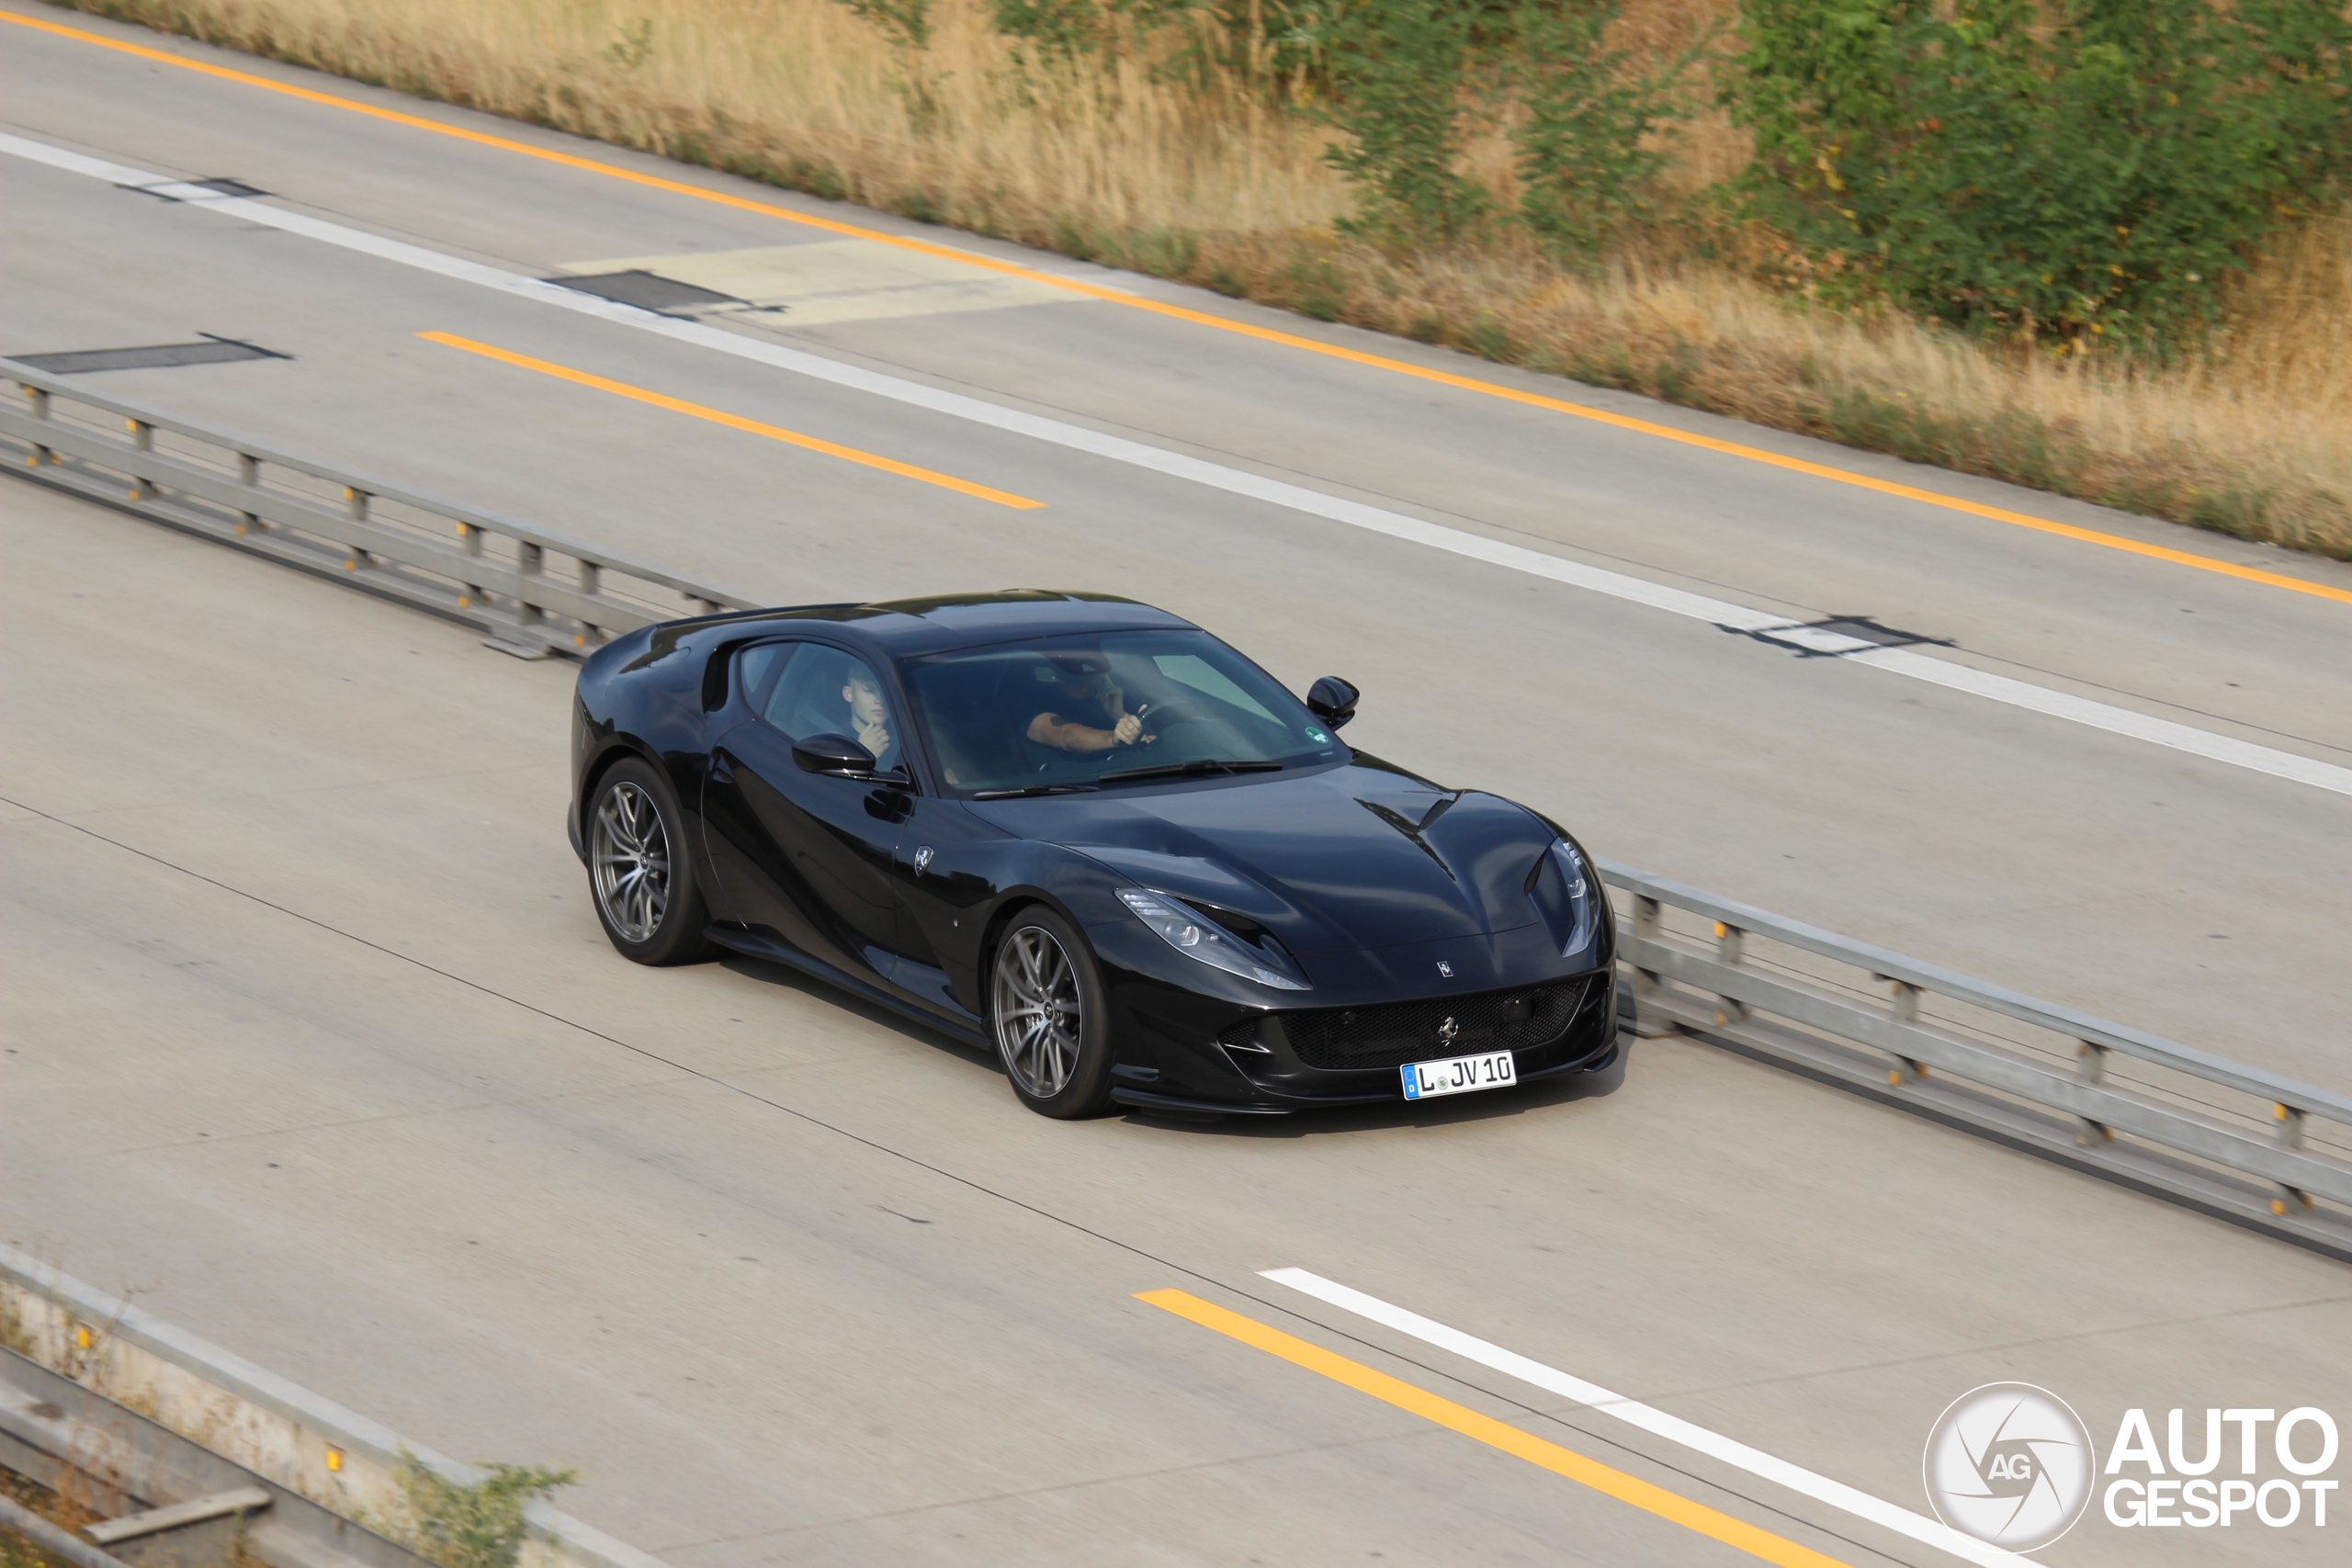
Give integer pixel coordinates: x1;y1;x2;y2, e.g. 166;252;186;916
1508;1;1711;254
1728;0;2352;347
1318;0;1493;246
395;1458;578;1568
834;0;937;51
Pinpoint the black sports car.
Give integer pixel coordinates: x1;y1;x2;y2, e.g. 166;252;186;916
569;591;1617;1117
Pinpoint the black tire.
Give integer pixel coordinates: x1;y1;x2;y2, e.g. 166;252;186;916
584;757;715;965
988;906;1116;1119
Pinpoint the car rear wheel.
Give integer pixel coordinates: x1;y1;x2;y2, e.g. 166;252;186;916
989;908;1114;1118
587;758;714;965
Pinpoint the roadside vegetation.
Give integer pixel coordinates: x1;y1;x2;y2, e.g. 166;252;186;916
56;0;2352;556
388;1455;578;1568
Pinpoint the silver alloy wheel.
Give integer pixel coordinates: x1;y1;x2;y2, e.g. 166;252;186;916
591;780;670;944
992;924;1083;1098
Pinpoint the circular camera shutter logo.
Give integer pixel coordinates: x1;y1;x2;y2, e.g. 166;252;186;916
1923;1383;2096;1551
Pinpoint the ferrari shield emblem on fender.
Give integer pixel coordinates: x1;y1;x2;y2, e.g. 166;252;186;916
913;846;933;872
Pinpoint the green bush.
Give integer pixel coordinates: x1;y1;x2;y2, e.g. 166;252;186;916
1729;0;2352;346
395;1457;578;1568
1509;1;1710;254
835;0;937;51
1302;2;1708;254
1318;0;1493;246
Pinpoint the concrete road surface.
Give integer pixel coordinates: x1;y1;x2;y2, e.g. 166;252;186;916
3;6;2349;1566
6;471;2349;1568
2;6;2347;1085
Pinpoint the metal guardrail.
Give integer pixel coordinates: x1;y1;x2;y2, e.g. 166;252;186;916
1;1250;670;1568
3;1347;429;1568
1602;866;2352;1260
9;367;2347;1262
1;359;758;658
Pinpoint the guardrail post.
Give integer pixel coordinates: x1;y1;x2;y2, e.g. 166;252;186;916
455;523;487;614
482;539;551;660
1877;976;1927;1084
574;560;603;649
2074;1041;2113;1145
693;594;722;616
518;543;545;633
1711;921;1750;1029
341;488;373;570
19;384;54;467
126;419;156;500
1629;895;1672;1037
234;453;264;534
2274;1104;2313;1215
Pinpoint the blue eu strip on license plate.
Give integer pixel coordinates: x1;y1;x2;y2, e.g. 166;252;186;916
1400;1049;1518;1100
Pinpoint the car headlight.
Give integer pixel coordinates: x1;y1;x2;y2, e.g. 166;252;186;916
1117;888;1311;991
1543;839;1601;958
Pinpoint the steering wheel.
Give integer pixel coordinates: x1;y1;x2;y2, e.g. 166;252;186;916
1130;698;1209;740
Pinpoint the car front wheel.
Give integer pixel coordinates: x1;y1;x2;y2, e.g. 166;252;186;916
587;758;714;965
989;908;1114;1118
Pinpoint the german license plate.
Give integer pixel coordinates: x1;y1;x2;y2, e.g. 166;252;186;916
1400;1049;1517;1100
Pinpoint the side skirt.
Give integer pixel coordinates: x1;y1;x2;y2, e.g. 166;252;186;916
705;925;989;1050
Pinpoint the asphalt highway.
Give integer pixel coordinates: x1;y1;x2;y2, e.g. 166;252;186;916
4;7;2350;1566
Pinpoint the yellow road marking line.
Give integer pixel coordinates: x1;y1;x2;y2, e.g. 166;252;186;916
18;9;2346;606
1137;1290;1852;1568
417;332;1043;508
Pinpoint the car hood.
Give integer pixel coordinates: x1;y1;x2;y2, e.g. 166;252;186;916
984;762;1555;954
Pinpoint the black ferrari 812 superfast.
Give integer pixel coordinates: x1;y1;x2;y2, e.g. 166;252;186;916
570;591;1617;1117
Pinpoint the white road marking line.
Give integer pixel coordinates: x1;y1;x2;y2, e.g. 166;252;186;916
10;130;2348;799
1261;1268;2023;1567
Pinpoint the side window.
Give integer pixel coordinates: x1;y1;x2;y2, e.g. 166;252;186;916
737;642;798;712
759;645;899;771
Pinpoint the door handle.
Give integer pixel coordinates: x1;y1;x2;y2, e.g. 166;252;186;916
709;756;735;785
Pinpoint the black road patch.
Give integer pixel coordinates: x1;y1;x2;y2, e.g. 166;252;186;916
126;176;272;200
9;334;289;374
545;269;743;314
1725;615;1955;658
1796;615;1951;650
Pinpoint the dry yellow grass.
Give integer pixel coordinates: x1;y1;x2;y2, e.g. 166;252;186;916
61;0;2352;554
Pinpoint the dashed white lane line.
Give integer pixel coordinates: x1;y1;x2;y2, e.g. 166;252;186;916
7;130;2347;800
1261;1268;2025;1567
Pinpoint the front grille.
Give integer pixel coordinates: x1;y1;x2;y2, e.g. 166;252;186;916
1225;978;1594;1071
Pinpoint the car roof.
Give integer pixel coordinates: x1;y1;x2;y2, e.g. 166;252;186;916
707;591;1198;658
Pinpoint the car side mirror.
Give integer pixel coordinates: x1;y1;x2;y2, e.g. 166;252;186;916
792;732;878;776
1306;676;1359;730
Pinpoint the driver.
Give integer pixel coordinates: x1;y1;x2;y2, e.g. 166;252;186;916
1026;652;1154;754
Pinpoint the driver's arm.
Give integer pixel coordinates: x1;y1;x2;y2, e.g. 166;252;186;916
1028;709;1141;752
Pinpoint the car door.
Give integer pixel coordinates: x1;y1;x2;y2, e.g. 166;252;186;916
887;794;1001;1027
701;640;914;983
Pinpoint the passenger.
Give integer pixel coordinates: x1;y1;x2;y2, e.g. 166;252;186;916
1027;655;1153;754
843;665;899;772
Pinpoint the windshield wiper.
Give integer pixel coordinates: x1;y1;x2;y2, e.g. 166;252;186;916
1097;758;1285;785
970;783;1101;799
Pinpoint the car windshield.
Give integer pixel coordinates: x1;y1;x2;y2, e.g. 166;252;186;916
900;630;1346;795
